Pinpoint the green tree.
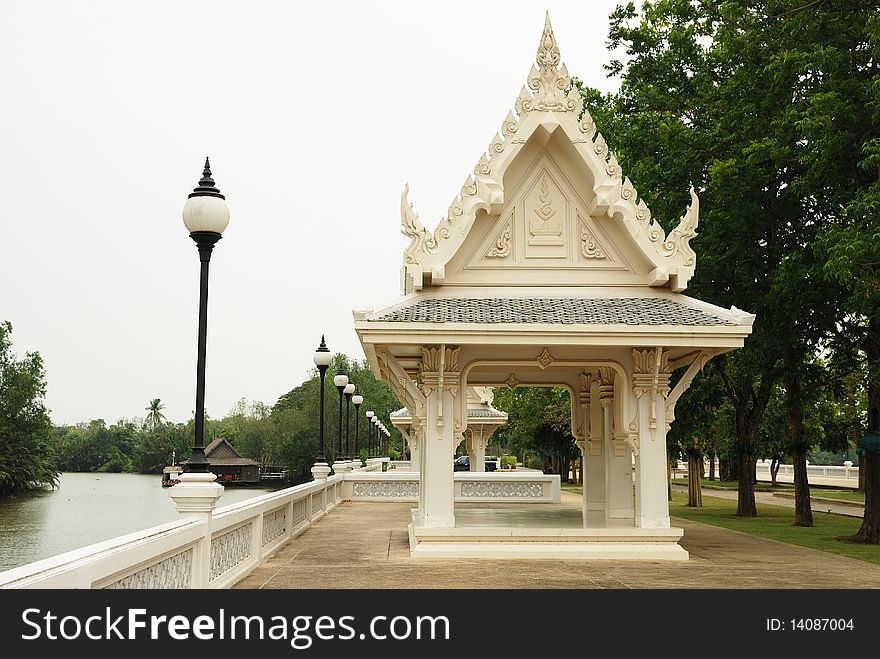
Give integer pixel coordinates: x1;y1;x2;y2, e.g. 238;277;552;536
133;422;192;474
144;398;167;429
583;0;873;522
807;8;880;543
491;387;576;478
52;419;136;473
0;321;58;495
273;353;401;475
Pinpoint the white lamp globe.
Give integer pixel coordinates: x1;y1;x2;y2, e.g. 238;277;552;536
344;383;356;396
182;158;229;234
352;394;364;406
313;336;332;368
365;410;374;419
333;371;349;388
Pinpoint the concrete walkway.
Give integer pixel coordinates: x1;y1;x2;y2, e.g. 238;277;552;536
233;493;880;590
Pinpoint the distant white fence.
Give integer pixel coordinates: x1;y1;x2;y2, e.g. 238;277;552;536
0;474;344;589
754;460;860;482
677;459;861;484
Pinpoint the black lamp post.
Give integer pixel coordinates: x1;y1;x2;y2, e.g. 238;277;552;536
352;392;363;464
181;157;229;473
313;336;332;463
343;381;355;460
333;367;349;463
365;410;374;460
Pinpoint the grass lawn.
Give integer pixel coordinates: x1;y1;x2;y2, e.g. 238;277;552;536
560;483;877;564
670;491;880;565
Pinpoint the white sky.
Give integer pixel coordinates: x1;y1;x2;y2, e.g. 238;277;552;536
0;1;630;425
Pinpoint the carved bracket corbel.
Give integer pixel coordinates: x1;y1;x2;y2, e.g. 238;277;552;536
665;350;714;430
632;348;671;433
418;345;462;433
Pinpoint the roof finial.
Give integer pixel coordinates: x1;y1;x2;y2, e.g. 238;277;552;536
188;156;225;199
516;12;575;114
537;12;561;72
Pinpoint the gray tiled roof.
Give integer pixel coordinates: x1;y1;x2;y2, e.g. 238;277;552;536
374;297;733;326
391;407;507;418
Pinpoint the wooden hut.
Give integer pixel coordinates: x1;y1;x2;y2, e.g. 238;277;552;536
201;437;260;485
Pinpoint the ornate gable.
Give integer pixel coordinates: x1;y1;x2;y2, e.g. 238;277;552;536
400;14;698;293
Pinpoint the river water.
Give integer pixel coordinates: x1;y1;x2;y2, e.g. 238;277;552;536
0;472;279;573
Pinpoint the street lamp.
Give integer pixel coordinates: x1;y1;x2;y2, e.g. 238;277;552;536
344;381;355;461
181;157;229;474
372;416;381;458
352;391;363;466
333;366;348;469
365;410;374;460
312;336;332;465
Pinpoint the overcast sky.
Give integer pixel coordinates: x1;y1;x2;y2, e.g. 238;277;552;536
1;1;631;425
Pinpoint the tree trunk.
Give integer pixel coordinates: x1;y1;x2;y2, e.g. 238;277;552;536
783;345;813;526
720;454;738;482
770;458;780;487
732;376;774;516
852;313;880;543
667;459;673;502
708;451;716;481
736;454;757;516
688;453;703;507
859;453;866;493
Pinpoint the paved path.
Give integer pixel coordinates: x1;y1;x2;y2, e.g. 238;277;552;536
673;484;864;517
233;495;880;590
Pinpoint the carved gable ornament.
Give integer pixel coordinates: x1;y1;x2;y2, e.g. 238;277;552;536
400;13;699;293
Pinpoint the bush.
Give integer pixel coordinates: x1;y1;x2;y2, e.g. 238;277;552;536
500;455;517;469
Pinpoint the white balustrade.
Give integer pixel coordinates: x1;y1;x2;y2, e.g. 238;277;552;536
343;471;561;503
0;474;344;590
2;469;564;589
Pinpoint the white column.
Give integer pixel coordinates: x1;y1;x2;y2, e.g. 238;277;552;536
635;387;671;528
472;430;487;472
409;425;421;473
418;386;457;528
603;374;633;523
584;387;605;516
466;431;478;472
631;348;672;528
467;427;488;473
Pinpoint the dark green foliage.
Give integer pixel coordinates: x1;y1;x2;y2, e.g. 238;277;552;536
490;387;576;475
0;321;58;495
580;0;877;519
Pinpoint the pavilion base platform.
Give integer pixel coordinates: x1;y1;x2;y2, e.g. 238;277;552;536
408;509;688;561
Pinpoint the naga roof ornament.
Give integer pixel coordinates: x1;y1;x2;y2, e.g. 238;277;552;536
400;12;700;294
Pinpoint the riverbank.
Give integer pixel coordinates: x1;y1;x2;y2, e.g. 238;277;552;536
0;472;277;571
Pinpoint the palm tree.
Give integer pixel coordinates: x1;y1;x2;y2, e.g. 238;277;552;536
145;398;167;429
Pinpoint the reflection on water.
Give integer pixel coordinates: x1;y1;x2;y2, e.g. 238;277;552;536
0;472;278;572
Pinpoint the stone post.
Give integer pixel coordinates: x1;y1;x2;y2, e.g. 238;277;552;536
168;471;223;588
311;460;331;480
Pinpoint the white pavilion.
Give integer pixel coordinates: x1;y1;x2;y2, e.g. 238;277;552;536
354;15;754;560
